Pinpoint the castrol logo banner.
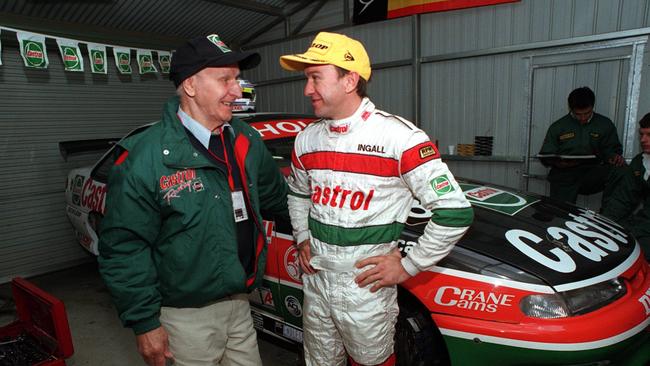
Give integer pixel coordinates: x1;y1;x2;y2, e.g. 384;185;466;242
17;31;49;69
137;49;157;74
249;119;316;140
158;51;171;74
113;46;132;74
87;43;107;74
56;38;84;72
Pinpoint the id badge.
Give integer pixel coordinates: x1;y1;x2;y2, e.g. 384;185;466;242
231;190;249;222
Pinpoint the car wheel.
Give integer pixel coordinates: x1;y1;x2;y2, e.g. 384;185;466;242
395;289;450;366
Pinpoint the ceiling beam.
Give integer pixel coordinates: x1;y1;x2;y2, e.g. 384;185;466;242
203;0;284;16
291;0;328;36
0;12;183;49
236;0;312;47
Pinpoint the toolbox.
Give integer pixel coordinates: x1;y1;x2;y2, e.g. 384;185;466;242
0;278;74;366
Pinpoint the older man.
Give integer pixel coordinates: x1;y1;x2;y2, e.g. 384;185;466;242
98;34;289;366
280;32;473;366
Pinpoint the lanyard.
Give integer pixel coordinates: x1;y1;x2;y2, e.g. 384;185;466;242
206;131;236;192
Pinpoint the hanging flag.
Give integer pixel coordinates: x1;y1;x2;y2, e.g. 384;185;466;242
137;49;157;74
87;43;107;74
16;31;49;69
56;38;84;72
353;0;519;24
113;47;132;74
157;51;171;74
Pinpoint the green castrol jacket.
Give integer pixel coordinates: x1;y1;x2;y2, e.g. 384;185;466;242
539;112;622;163
602;153;650;241
98;96;289;335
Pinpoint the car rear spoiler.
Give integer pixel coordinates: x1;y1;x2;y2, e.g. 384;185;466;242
58;138;119;161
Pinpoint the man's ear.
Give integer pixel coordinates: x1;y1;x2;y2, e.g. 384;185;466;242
344;72;360;94
181;75;197;97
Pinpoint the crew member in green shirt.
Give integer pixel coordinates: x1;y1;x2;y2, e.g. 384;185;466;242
538;87;626;204
602;113;650;260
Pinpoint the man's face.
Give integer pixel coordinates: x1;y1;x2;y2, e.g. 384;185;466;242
640;127;650;154
191;65;242;125
303;64;350;120
571;106;594;124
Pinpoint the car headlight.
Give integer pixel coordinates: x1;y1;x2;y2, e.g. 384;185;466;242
520;278;626;318
520;293;570;319
563;278;626;315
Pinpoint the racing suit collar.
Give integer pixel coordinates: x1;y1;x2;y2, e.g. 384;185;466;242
325;98;374;135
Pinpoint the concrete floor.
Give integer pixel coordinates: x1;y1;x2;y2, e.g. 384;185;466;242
0;262;303;366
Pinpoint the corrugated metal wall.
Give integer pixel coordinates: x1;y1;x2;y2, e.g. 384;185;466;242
249;0;650;211
248;15;414;116
0;33;174;282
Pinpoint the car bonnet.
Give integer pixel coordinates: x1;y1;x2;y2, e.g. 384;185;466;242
408;181;640;291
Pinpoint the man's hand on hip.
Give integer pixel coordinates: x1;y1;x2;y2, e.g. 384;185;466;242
136;326;174;366
354;249;411;292
297;239;317;275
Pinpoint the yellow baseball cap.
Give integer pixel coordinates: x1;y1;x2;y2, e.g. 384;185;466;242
280;32;371;81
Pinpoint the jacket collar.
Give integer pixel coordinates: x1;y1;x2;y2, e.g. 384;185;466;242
324;98;374;135
159;96;245;169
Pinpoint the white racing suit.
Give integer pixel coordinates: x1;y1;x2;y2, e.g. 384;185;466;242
287;98;473;365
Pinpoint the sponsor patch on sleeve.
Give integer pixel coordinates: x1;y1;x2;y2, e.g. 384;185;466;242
431;174;455;196
401;141;440;174
559;132;575;141
419;145;437;159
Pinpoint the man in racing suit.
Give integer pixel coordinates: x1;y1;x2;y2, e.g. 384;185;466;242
280;32;474;366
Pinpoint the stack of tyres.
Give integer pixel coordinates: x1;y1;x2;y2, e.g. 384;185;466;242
474;136;494;156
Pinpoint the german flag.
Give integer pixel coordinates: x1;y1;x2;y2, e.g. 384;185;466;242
353;0;519;25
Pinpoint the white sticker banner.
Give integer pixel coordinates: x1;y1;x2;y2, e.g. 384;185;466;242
56;38;84;72
16;31;49;69
137;49;157;74
157;50;171;74
87;43;107;74
113;46;132;74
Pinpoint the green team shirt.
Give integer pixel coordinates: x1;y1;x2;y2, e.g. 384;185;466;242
602;153;650;240
539;112;622;162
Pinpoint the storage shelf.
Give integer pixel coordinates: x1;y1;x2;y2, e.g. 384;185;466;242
441;154;525;163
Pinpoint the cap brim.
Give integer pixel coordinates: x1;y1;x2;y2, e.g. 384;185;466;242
205;50;260;70
280;54;330;71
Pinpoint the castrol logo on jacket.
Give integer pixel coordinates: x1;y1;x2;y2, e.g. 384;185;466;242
311;184;374;210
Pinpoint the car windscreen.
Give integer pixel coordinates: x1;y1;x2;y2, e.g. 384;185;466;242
264;136;295;169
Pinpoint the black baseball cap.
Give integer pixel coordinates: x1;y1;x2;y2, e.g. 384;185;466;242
170;34;261;87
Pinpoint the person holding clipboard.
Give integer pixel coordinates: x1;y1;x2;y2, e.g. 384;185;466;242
538;87;626;204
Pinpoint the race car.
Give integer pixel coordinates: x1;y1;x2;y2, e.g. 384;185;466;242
232;79;256;113
62;114;650;365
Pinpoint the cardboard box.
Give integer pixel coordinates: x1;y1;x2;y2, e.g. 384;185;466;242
0;278;74;365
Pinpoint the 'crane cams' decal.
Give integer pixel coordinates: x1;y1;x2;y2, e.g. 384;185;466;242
460;183;539;216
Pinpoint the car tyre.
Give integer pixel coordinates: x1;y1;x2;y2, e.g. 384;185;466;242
395;289;450;366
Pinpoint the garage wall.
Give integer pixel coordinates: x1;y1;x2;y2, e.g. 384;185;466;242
248;0;650;210
0;32;174;283
248;15;414;116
